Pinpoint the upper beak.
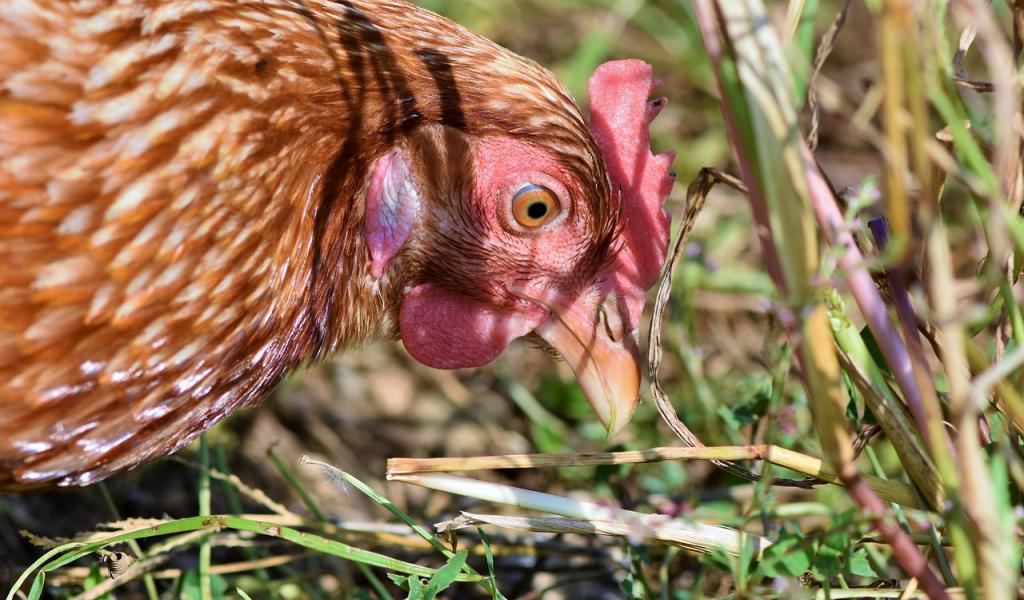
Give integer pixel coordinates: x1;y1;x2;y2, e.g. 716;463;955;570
509;285;641;437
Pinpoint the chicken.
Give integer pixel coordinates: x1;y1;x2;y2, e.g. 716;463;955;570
0;0;674;490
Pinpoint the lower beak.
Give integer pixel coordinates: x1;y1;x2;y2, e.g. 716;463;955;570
510;286;641;437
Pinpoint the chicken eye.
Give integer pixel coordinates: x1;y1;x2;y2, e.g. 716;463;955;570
512;185;561;228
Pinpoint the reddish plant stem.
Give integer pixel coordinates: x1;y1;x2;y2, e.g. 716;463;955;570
843;470;951;600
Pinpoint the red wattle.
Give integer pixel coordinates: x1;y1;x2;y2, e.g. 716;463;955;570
399;284;547;369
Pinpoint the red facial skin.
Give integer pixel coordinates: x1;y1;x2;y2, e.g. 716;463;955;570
393;61;675;435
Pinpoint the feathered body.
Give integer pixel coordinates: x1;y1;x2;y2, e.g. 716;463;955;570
0;0;672;490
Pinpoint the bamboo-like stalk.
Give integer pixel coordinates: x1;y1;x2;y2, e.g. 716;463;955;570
804;37;952;600
389;472;771;558
388;445;922;509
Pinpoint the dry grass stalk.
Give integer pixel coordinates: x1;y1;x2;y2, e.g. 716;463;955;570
443;512;770;559
647;167;765;485
59;554;308;600
388;445;922;509
390;472;771;558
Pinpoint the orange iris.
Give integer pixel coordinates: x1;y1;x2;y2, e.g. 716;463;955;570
512;185;560;228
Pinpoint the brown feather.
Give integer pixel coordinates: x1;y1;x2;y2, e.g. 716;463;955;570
0;0;611;490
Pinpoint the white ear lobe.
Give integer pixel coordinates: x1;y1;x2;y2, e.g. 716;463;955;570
364;147;421;279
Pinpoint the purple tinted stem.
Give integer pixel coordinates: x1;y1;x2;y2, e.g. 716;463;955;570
805;157;929;444
867;218;939;449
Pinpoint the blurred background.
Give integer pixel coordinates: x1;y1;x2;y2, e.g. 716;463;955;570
1;1;992;597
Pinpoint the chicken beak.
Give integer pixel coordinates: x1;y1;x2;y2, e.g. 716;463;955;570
510;285;641;437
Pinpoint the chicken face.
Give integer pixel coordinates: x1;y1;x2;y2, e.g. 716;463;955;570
365;61;674;435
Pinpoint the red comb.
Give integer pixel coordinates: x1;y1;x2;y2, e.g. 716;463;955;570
588;60;675;331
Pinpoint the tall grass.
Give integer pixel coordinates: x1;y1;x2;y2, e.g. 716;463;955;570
689;1;1023;598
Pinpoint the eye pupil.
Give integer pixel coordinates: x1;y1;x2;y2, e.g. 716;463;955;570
527;202;548;220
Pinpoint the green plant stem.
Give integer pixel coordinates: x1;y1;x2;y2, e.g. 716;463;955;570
198;436;212;600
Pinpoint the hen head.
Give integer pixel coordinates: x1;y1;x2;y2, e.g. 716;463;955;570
369;61;674;434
